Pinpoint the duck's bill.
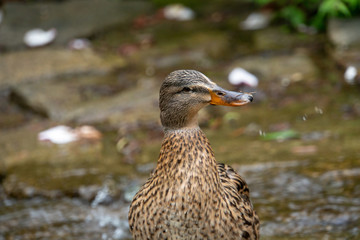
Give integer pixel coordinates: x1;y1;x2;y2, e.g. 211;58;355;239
209;86;253;106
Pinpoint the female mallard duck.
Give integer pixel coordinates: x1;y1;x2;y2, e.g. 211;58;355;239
128;70;259;239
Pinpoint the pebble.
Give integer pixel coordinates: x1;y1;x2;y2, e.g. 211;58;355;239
68;38;91;50
291;145;318;155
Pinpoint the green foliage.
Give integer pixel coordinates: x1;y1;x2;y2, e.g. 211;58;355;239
151;0;207;9
253;0;360;31
279;6;306;27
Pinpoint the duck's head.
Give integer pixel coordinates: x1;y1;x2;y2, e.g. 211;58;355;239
160;70;253;130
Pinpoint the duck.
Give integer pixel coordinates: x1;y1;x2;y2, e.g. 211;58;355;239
128;70;259;239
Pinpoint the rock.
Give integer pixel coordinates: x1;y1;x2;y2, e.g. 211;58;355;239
327;18;360;85
229;52;317;84
67;80;160;128
0;48;123;90
253;27;316;52
330;47;360;85
0;90;28;129
320;168;360;181
329;48;360;85
291;145;318;155
11;73;158;128
141;31;227;70
328;18;360;49
0;0;153;49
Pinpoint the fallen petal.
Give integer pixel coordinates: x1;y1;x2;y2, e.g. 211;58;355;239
24;28;57;47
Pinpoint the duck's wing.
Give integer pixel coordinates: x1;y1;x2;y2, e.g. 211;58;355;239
217;162;260;236
217;162;250;199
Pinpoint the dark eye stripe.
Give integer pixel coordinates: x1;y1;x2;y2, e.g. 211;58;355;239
177;86;209;94
193;86;209;94
182;87;191;92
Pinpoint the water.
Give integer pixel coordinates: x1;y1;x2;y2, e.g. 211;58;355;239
0;198;131;240
1;96;359;239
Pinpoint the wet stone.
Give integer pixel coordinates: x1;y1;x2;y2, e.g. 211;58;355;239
253;27;317;52
11;72;136;121
0;0;152;50
0;198;132;240
0;89;29;129
9;68;159;128
327;18;360;85
329;48;360;85
229;52;318;85
328;17;360;49
0;48;123;90
64;79;160;128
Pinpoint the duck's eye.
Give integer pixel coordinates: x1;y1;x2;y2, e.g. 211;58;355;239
182;87;192;92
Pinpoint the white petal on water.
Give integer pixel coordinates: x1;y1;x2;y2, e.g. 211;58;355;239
38;125;101;144
314;106;323;114
38;125;78;144
344;66;357;84
163;4;195;21
228;67;258;87
23;28;57;47
241;12;270;30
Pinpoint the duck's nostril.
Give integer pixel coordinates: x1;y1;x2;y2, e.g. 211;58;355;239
248;95;253;102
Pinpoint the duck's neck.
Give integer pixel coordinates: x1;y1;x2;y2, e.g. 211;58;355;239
155;127;221;190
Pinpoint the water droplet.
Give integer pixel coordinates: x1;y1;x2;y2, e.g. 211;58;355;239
314;106;323;114
259;130;266;136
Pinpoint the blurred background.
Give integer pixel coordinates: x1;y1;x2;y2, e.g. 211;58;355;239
1;0;360;239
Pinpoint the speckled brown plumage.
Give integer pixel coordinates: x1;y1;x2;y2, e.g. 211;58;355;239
128;70;259;239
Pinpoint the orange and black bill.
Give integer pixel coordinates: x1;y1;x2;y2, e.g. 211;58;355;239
209;86;253;106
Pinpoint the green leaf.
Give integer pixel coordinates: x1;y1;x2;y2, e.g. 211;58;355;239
310;13;326;30
319;0;351;17
280;6;306;27
336;1;352;16
253;0;273;6
343;0;359;10
261;130;300;141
